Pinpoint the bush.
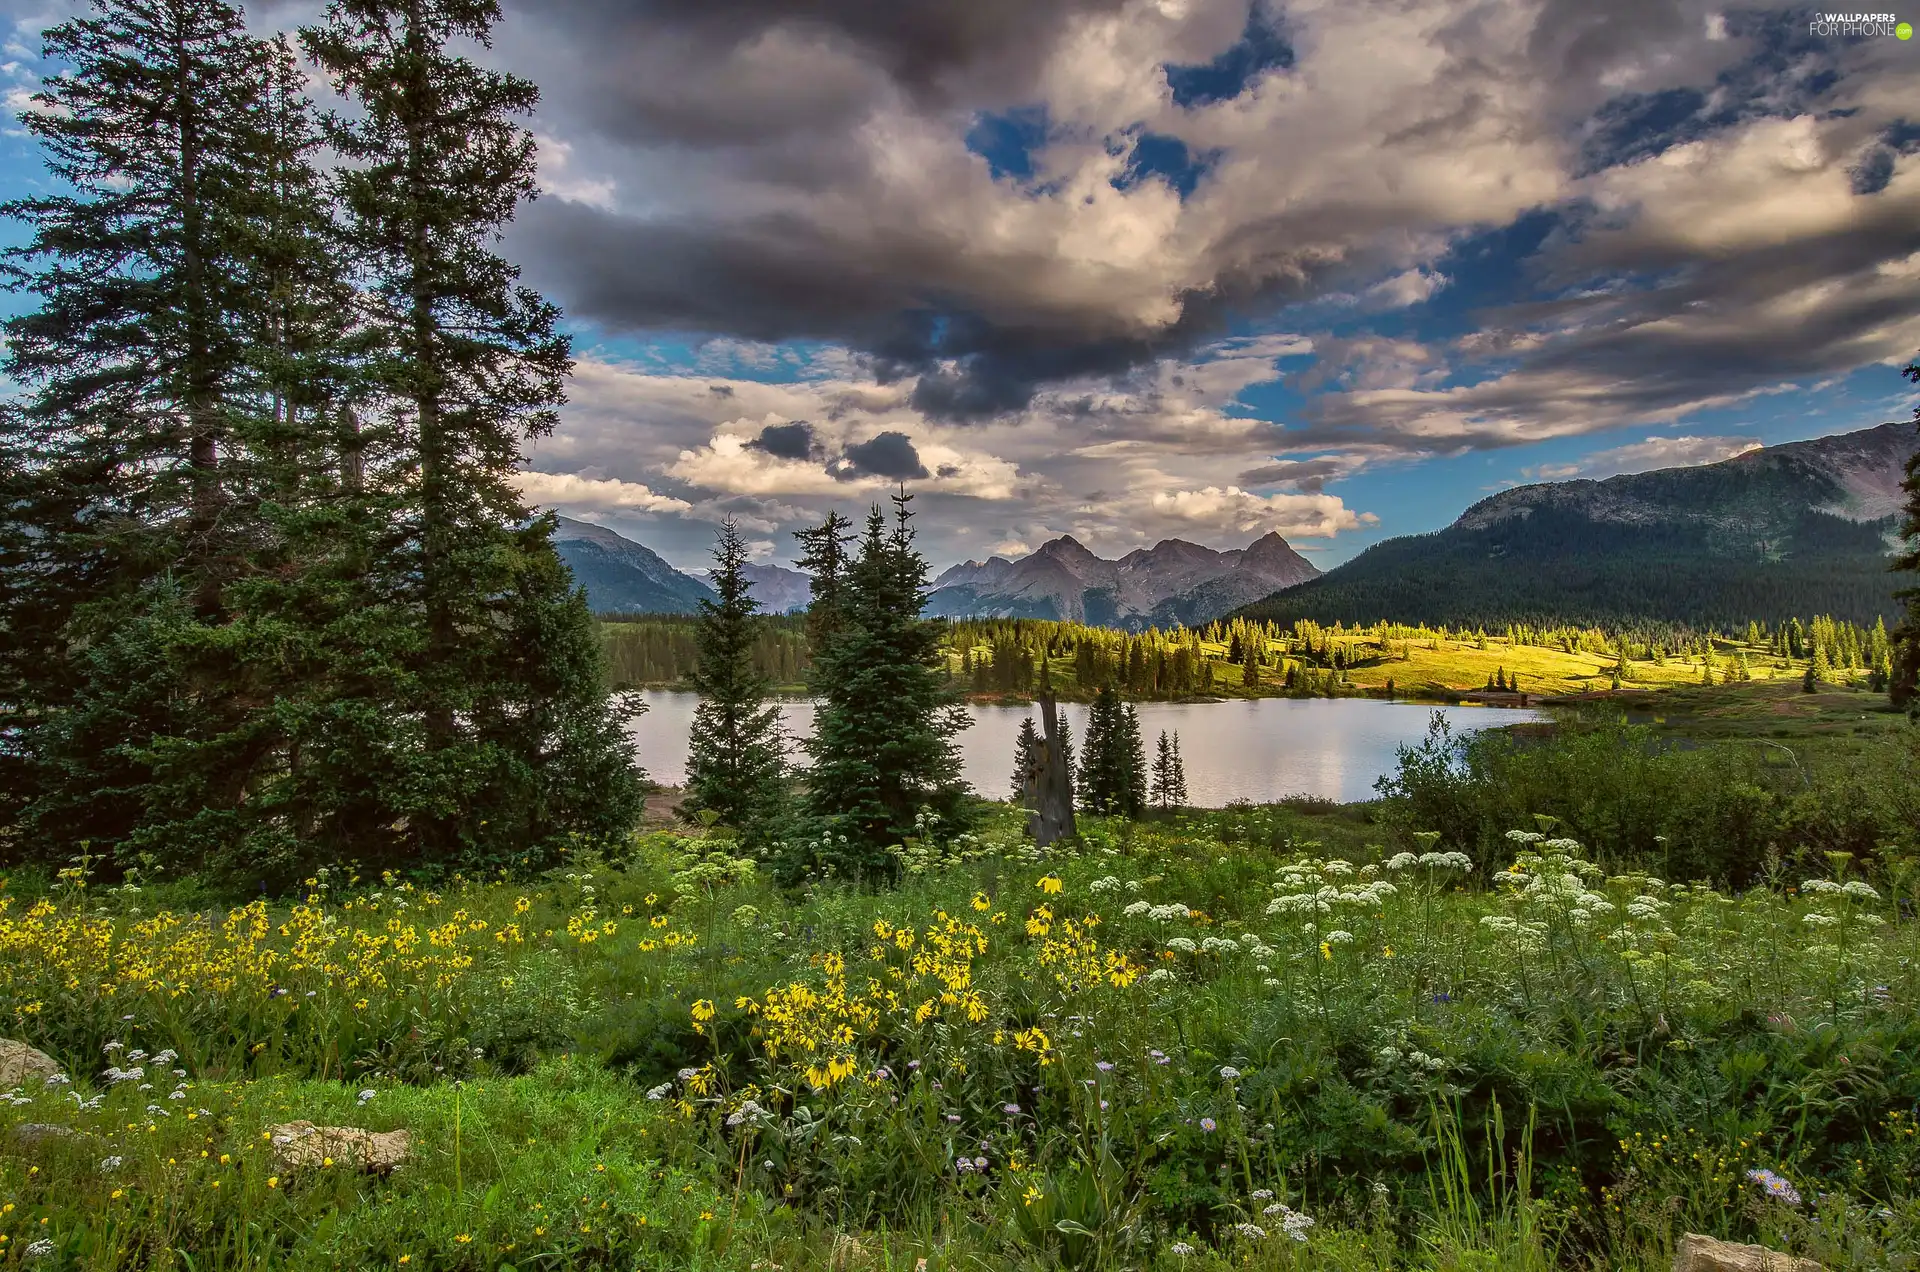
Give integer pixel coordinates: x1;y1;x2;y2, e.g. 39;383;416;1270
1375;714;1920;883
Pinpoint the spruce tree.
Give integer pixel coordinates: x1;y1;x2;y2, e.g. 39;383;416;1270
1120;705;1148;818
801;495;969;879
1056;716;1078;807
0;0;333;872
1892;370;1920;711
794;510;854;668
684;517;786;840
302;0;640;872
1011;716;1043;802
1077;685;1119;814
1150;730;1188;810
1168;731;1188;806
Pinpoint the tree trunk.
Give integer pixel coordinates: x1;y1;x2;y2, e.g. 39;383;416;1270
1024;692;1077;848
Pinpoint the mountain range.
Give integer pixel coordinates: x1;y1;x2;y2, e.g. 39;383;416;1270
712;563;812;615
1235;421;1919;630
923;531;1320;630
552;517;810;615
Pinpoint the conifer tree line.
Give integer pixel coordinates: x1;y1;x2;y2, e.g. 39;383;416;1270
623;605;1917;708
936;610;1914;702
600;614;809;689
683;495;970;882
0;0;640;885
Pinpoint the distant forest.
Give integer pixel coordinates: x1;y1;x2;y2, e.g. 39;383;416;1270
602;613;811;689
1237;505;1907;631
598;611;1896;700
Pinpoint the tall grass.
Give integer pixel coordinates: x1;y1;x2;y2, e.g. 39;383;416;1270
3;806;1918;1269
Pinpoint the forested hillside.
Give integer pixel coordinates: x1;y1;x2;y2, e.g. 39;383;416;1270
1240;422;1918;630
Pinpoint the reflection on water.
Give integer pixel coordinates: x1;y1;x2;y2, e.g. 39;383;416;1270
628;692;1542;806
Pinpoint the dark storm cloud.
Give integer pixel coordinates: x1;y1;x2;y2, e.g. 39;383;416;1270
745;420;822;461
505;0;1132;149
831;431;931;481
511;199;1216;423
486;0;1920;441
1289;199;1920;453
1237;458;1351;493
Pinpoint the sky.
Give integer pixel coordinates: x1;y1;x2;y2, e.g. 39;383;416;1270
2;1;1918;574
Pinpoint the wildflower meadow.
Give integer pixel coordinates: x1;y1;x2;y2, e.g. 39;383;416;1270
3;808;1918;1271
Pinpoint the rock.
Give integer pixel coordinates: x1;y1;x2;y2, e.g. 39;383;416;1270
0;1040;62;1088
1674;1233;1822;1272
267;1122;411;1174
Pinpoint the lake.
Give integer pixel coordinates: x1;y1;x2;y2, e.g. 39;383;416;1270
626;692;1544;806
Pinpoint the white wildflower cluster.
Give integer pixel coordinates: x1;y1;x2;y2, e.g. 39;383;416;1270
1124;900;1194;921
1801;879;1881;901
1375;1045;1448;1073
1260;1204;1316;1241
725;1099;770;1128
1239;933;1278;962
1492;833;1626;932
1088;876;1143;895
1384;851;1473;874
1265;857;1396;919
1198;936;1240;955
1165;937;1198;954
1797;872;1889;949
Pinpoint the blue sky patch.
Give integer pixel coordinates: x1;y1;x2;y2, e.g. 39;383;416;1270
1114;132;1218;199
965;105;1051;183
1164;3;1293;108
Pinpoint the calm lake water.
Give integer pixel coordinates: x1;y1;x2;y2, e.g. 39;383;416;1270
627;693;1544;806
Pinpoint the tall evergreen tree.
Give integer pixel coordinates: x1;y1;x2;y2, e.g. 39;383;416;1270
1056;716;1077;808
1892;364;1920;712
0;0;336;871
684;517;786;839
794;510;854;669
1011;716;1042;802
1150;730;1177;809
1077;685;1120;814
801;495;969;879
1120;705;1148;817
1077;686;1145;818
302;0;640;872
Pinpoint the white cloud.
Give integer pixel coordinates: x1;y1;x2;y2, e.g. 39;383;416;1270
533;132;616;210
513;470;691;515
1145;486;1378;539
1522;434;1762;482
